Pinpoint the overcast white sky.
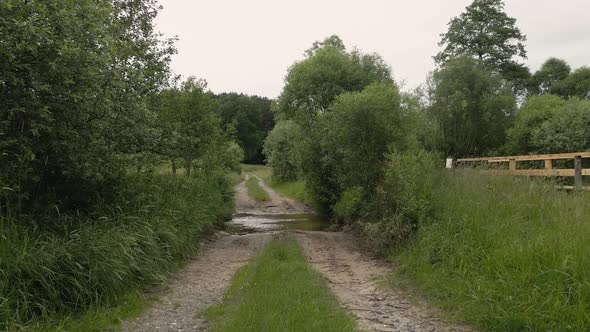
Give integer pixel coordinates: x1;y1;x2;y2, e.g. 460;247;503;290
155;0;590;98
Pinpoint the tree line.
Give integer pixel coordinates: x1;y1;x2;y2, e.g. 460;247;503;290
0;0;274;215
264;0;590;222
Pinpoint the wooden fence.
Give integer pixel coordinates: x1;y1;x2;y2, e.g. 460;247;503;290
449;152;590;190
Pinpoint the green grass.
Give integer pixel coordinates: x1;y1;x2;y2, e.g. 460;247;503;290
245;176;270;202
23;292;153;332
204;238;358;332
268;178;314;206
241;164;314;206
392;171;590;331
0;171;234;330
230;171;244;186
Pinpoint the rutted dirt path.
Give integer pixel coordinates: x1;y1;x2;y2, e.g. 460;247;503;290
122;233;271;332
293;231;472;332
122;177;278;332
124;174;472;331
234;174;312;215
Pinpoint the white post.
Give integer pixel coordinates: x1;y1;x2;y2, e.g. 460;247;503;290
446;157;454;169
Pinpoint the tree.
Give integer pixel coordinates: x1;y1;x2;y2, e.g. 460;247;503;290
304;35;346;57
262;120;304;182
0;0;174;210
175;78;226;175
534;98;590;153
435;0;528;88
214;93;273;163
277;36;392;124
529;58;571;95
551;67;590;99
428;57;516;157
302;82;411;215
505;95;565;154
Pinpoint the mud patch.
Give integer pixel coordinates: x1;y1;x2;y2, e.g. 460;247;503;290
225;213;329;233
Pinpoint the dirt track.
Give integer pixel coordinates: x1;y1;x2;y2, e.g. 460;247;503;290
122;233;271;332
123;175;472;331
294;231;471;332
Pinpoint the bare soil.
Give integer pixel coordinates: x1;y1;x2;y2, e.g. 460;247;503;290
123;176;473;331
293;231;472;332
121;233;271;332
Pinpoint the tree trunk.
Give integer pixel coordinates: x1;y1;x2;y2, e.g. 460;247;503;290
185;160;191;176
171;161;177;175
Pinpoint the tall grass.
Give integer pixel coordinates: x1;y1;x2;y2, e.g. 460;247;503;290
393;171;590;331
0;171;233;330
205;238;357;332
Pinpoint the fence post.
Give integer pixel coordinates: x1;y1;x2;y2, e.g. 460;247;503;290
509;158;517;174
574;156;583;190
544;159;552;170
446;157;454;169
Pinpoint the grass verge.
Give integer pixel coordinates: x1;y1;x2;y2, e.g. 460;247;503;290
392;171;590;331
204;238;357;332
245;176;270;202
0;171;234;330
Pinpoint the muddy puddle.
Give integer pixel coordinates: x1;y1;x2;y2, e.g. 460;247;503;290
225;213;329;234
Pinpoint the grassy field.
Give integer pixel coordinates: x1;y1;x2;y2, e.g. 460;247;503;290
393;171;590;331
0;172;234;330
204;238;357;332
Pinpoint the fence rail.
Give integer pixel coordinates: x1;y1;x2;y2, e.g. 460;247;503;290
451;152;590;190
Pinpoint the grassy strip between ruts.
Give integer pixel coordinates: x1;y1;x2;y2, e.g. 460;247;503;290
245;176;270;202
241;164;314;206
204;237;358;332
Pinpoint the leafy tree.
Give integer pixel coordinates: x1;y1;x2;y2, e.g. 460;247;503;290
505;95;565;154
175;78;226;175
277;36;392;124
303;82;411;215
428;57;516;157
262;120;304;182
214;93;273;163
304;34;346;57
529;58;571;95
534;98;590;153
0;0;174;210
435;0;528;88
552;67;590;99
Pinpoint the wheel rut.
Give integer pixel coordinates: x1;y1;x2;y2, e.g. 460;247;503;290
123;174;473;332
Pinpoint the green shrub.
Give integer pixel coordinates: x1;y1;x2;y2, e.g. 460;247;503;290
0;172;233;329
333;186;365;221
360;149;437;252
263;120;304;182
302;82;413;216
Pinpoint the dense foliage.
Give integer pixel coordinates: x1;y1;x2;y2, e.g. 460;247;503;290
0;172;234;329
276;36;393;123
0;1;241;328
428;57;516;157
214;93;274;163
262;120;304;182
0;0;175;210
